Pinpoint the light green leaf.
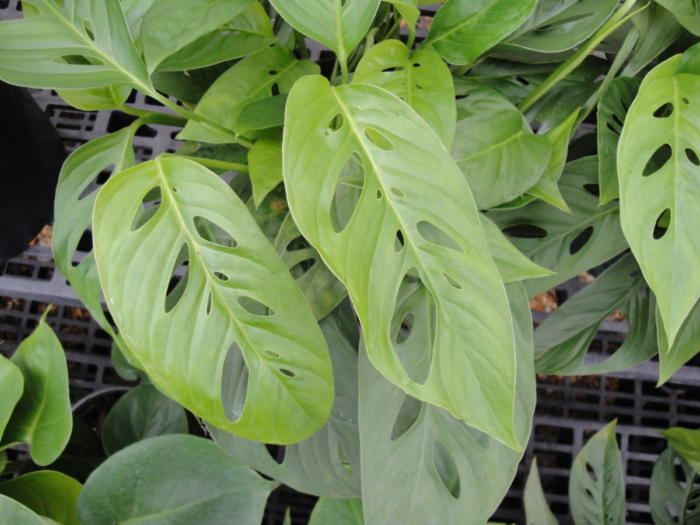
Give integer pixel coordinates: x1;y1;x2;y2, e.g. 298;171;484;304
385;0;420;47
284;75;522;449
0;494;46;525
249;130;283;207
268;0;381;67
57;85;131;111
0;356;23;441
618;53;700;347
596;77;641;204
78;434;274;524
140;0;254;71
657;296;700;385
650;448;700;525
662;427;700;474
490;156;628;297
93;156;333;444
0;471;81;525
358;282;535;524
425;0;537;65
211;313;360;498
101;384;188;455
310;498;363;525
622;4;683;77
1;319;72;466
655;0;700;35
353;39;456;148
0;0;150;91
452;82;551;209
121;0;155;41
569;420;625;525
524;459;557;525
179;46;319;143
236;95;288;135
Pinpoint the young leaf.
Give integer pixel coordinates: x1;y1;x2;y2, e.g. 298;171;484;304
248;130;283;207
662;427;700;474
1;319;72;466
309;498;363;525
0;0;150;91
0;471;82;525
78;435;275;525
618;53;700;347
650;448;700;525
569;420;625;525
657;296;700;385
425;0;537;65
0;494;46;525
353;39;456;147
92;156;333;444
524;459;557;525
101;384;188;455
0;356;23;441
178;46;319;143
283;74;522;449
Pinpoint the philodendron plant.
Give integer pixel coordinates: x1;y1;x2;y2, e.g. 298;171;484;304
2;0;700;522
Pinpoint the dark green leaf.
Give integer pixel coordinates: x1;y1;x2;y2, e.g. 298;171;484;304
0;471;81;525
650;448;700;525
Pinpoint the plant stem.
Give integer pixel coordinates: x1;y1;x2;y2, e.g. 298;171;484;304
340;55;350;84
295;31;310;59
518;0;645;113
170;154;249;173
120;106;187;127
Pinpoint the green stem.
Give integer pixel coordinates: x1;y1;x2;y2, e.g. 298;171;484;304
339;55;350;84
518;0;645;113
169;154;249;173
120;107;187;128
295;31;310;59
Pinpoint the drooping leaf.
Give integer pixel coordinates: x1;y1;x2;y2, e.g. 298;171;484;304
1;319;72;466
268;0;381;66
650;448;700;525
284;74;522;448
657;296;700;385
179;46;319;143
425;0;537;65
569;420;625;525
618;52;700;347
662;427;700;474
524;459;557;525
655;0;700;35
101;384;189;455
211;313;360;498
0;0;151;91
248;130;283;207
489;156;628;297
0;356;23;441
139;0;254;71
0;471;82;525
0;494;45;525
93;156;333;444
353;39;456;147
451;82;551;209
357;282;535;524
309;498;364;525
77;435;274;525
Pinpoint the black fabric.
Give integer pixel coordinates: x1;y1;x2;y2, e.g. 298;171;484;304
0;82;65;265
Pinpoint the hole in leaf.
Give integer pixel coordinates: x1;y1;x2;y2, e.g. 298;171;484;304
414;84;424;90
515;76;529;86
221;344;248;423
583;183;600;196
653;208;671;239
653;102;673;118
265;444;285;464
214;271;229;281
289;257;316;278
264;350;280;359
279;368;295;377
395;311;414;344
502;224;547;238
443;273;462;290
606;122;620;136
683;97;690;105
612;114;624;128
569;226;594;255
364;128;394;151
643;144;672;176
391;187;405;197
325;113;344;135
271;82;280;96
376;189;382;199
686;148;700;166
130;186;161;232
434;441;461;499
412;62;421;68
390;395;421;440
164;244;189;314
193;216;237;248
395;230;405;252
381;66;404;72
417;221;462;252
585;488;594;499
585;462;597;482
268;70;278;75
237;296;275;316
330;153;364;233
205;292;213;315
79;165;115;200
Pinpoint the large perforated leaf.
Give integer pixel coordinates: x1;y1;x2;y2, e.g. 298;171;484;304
93;156;333;444
283;75;521;449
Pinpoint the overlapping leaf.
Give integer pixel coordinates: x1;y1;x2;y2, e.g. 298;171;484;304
283;75;521;448
310;498;363;525
0;495;45;525
662;427;700;474
657;296;700;385
524;459;557;525
656;0;700;36
650;448;700;525
0;471;82;525
93;156;333;443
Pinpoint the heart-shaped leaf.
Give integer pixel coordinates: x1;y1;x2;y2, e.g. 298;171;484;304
283;74;521;448
0;471;82;525
93;156;333;444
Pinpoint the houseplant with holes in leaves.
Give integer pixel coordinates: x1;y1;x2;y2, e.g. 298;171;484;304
2;0;700;523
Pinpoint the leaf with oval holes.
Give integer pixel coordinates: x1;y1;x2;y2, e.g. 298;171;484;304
248;129;283;208
0;0;150;91
179;46;319;143
597;77;641;204
156;2;276;72
524;458;557;525
0;471;82;525
309;498;364;525
92;156;333;444
650;448;700;525
662;427;700;475
534;254;658;374
283;74;522;448
357;282;535;524
489;156;628;297
268;0;381;67
568;420;625;525
0;494;46;525
353;39;456;147
425;0;537;65
77;434;275;525
656;295;700;385
1;318;72;466
101;384;188;455
452;82;551;209
210;312;360;498
655;0;700;36
618;53;700;347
